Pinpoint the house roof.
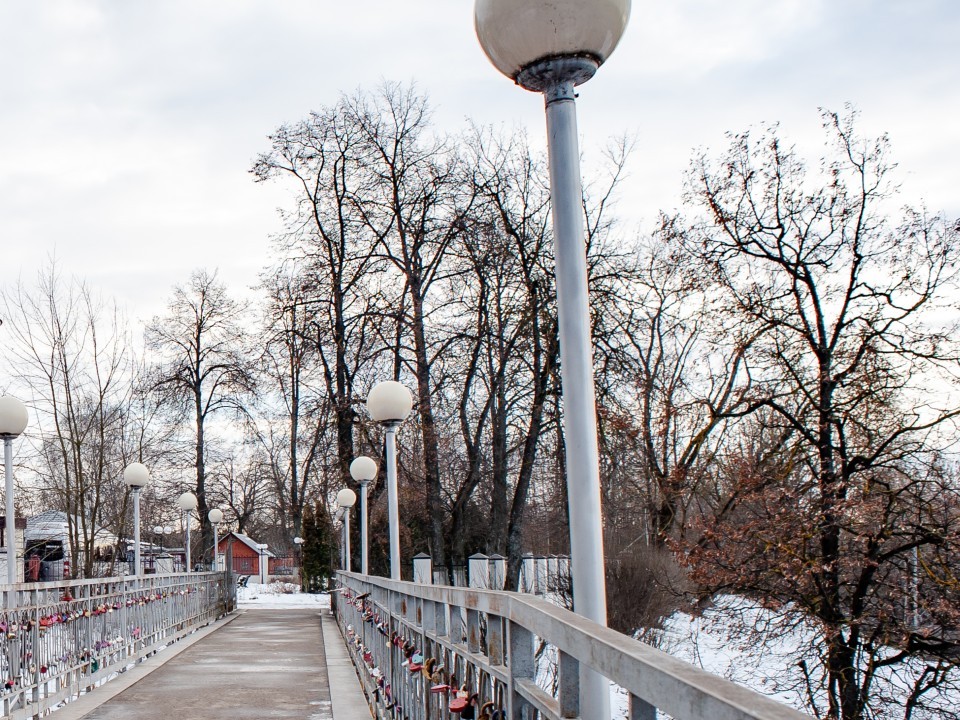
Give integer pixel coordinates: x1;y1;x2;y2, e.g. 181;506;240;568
219;531;275;558
26;510;116;546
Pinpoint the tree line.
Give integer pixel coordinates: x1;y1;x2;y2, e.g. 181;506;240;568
2;85;958;720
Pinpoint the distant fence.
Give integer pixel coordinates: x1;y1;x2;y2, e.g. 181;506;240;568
1;572;233;719
416;554;570;595
334;571;810;720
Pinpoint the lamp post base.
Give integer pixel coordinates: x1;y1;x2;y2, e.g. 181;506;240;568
516;56;598;93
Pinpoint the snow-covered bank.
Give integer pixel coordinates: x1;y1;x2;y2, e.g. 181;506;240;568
237;581;331;609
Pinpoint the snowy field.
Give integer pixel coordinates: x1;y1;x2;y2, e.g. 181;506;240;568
237;581;331;609
614;595;960;720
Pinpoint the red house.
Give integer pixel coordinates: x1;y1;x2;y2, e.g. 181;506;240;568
217;532;275;578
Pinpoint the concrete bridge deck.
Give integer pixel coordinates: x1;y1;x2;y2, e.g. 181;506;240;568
54;608;371;720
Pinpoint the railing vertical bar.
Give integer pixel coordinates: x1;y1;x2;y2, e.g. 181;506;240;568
630;693;657;720
558;649;579;718
467;607;480;654
508;620;533;720
488;614;504;666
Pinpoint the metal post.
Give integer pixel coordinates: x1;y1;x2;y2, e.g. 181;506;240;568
184;510;191;573
542;70;610;719
4;437;15;587
384;422;401;580
213;525;220;572
345;506;352;573
132;487;142;578
360;479;369;575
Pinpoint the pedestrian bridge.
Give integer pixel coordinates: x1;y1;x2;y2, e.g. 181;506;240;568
0;572;809;719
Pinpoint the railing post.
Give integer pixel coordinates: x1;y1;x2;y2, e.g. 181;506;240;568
558;649;580;718
488;613;505;666
507;621;533;720
489;554;506;590
547;555;559;591
535;555;547;594
630;693;657;720
521;554;535;593
468;553;489;589
413;553;433;584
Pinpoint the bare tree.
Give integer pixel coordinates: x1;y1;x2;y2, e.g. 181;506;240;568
680;111;960;720
2;261;137;577
252;102;385;512
348;84;477;566
146;269;254;565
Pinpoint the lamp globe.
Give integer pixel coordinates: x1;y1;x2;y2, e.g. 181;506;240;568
475;0;630;83
0;396;28;437
350;456;378;482
336;488;357;509
366;381;413;423
177;492;198;512
123;462;150;489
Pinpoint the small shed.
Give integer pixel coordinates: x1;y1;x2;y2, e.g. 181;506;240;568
218;532;275;577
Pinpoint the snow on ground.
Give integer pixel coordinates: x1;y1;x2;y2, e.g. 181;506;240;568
610;594;960;720
237;581;331;609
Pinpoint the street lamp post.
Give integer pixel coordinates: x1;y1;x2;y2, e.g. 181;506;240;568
208;508;224;571
336;488;357;573
475;2;631;717
122;463;151;578
177;492;198;573
293;536;304;588
350;456;378;575
334;509;345;570
366;381;413;580
0;396;29;587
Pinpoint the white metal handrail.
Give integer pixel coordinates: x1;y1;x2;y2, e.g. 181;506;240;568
334;571;810;720
1;572;234;719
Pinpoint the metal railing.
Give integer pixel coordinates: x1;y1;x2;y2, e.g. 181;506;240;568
1;572;234;719
334;571;809;720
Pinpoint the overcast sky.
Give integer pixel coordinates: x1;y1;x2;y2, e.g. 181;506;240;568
1;0;958;337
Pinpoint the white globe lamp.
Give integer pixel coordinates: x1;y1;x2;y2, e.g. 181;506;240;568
365;381;413;423
475;0;630;88
350;456;378;483
336;488;357;508
0;396;29;438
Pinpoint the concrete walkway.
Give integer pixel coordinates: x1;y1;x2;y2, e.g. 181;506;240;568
58;608;370;720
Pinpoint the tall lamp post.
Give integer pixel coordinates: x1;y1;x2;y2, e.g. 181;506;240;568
336;488;357;573
350;456;378;575
474;2;631;717
177;492;198;573
122;463;151;578
0;396;29;587
366;381;413;580
293;536;304;588
208;508;224;571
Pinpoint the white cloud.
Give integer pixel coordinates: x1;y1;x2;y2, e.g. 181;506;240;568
0;0;957;334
